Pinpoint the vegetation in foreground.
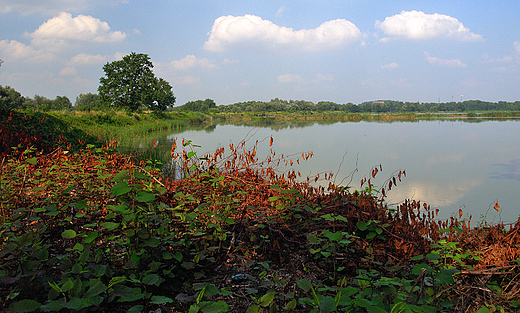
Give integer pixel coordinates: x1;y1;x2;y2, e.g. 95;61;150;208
1;110;520;312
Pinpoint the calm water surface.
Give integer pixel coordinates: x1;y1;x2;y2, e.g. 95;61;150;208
134;118;520;224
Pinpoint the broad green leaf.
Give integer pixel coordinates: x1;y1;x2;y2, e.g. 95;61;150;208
127;305;144;313
150;295;173;304
71;263;82;274
114;285;144;302
199;301;229;312
61;279;74;293
84;231;99;244
319;296;337;313
61;229;76;239
142;274;161;286
113;170;129;181
111;182;132;196
297;279;313;292
390;301;413;313
426;253;440;260
474;307;491;313
85;280;107;298
286;299;297;310
73;243;84;251
259;291;275;307
134;191;155;202
356;221;368;231
101;222;120;231
366;232;377;239
145;237;161;248
26;157;37;164
173;251;183;262
10;299;41;312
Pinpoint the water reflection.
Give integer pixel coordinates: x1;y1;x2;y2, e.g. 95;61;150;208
492;158;520;181
125;118;520;224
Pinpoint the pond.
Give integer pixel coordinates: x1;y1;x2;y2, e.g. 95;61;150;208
128;118;520;225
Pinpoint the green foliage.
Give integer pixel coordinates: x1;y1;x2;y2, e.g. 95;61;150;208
52;95;72;111
98;52;176;112
177;98;217;111
2;119;519;312
74;92;103;111
0;85;25;112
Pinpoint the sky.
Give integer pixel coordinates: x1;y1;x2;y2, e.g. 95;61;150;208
1;0;520;106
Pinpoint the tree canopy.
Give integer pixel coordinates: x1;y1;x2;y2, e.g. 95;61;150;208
98;52;175;112
176;98;217;111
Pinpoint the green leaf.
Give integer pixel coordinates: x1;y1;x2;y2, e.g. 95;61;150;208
61;229;76;239
48;281;62;293
71;263;82;274
10;299;41;312
259;291;275;307
113;170;129;181
145;237;161;248
114;285;144;302
60;279;73;293
366;232;377;239
411;263;433;275
26;157;38;164
134;191;155;203
426;253;440;260
199;301;229;312
246;304;260;313
108;276;126;288
127;305;144;313
286;299;297;309
84;231;99;244
111;182;132;196
356;221;368;231
319;296;337;313
101;222;120;231
173;251;183;262
85;280;107;298
150;295;174;304
390;301;414;313
297;279;313;292
142;274;161;286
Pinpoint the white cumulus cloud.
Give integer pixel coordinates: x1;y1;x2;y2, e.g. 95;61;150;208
68;53;107;65
277;74;305;83
172;75;200;85
203;14;361;52
170;55;217;70
28;12;126;50
381;62;399;69
376;10;482;42
0;39;55;62
514;41;520;54
425;52;467;67
59;66;77;76
276;6;287;17
316;73;334;81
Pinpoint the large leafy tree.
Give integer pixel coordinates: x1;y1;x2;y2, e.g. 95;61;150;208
98;52;175;111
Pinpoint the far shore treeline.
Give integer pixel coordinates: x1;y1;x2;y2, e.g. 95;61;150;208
2;84;520;114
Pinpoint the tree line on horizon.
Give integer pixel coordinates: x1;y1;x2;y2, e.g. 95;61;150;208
3;84;520;114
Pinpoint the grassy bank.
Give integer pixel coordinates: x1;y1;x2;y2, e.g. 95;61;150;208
1;110;520;312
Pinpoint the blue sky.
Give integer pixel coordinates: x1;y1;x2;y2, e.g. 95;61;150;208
1;0;519;106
